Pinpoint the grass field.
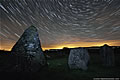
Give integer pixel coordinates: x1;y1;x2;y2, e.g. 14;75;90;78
0;52;120;80
42;54;120;80
25;53;119;80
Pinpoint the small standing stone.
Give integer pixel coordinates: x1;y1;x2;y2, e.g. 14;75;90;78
100;44;115;67
11;25;47;72
68;48;90;70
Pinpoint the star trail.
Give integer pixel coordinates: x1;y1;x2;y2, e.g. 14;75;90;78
0;0;120;50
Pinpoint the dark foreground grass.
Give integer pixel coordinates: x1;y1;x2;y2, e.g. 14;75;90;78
45;54;120;80
0;53;120;80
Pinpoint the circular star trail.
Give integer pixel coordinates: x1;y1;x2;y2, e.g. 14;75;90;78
0;0;120;50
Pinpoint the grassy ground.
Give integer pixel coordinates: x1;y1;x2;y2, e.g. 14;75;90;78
44;53;120;80
0;53;120;80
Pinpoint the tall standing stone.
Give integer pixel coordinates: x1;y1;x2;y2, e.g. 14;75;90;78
68;48;90;70
100;44;115;67
11;25;47;72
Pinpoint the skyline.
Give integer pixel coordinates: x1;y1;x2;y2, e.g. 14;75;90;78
0;0;120;51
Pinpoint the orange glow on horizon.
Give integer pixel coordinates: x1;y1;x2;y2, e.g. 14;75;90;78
42;40;120;50
0;40;120;51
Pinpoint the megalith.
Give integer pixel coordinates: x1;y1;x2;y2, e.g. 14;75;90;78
68;48;90;70
11;25;47;72
100;44;115;67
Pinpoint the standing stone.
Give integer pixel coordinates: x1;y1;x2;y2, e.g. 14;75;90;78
68;48;90;70
11;25;47;72
100;44;115;67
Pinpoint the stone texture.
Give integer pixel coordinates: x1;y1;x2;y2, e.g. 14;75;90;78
11;25;47;72
100;44;115;67
68;48;90;70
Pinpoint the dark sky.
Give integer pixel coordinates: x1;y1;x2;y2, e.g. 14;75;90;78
0;0;120;50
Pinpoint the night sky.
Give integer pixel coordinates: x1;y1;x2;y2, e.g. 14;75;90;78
0;0;120;50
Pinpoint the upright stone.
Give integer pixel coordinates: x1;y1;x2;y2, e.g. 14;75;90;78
68;48;90;70
11;25;47;72
100;44;115;67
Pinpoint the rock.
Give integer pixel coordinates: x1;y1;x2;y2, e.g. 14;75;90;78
11;25;47;72
62;47;70;55
100;44;115;67
68;48;90;70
